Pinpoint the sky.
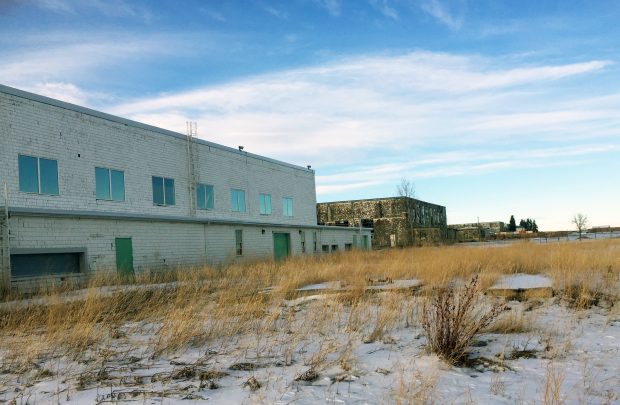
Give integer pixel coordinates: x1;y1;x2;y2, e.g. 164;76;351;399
1;0;619;231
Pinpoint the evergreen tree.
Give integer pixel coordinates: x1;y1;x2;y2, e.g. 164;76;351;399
508;215;516;232
519;219;527;229
532;220;538;232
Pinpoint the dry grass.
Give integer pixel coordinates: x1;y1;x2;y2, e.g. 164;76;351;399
485;306;534;334
0;239;617;374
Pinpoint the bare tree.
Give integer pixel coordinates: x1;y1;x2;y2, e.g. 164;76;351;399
397;178;416;246
572;213;588;241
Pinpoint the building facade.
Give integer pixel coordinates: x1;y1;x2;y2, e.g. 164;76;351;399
449;221;505;242
0;84;370;291
317;197;447;249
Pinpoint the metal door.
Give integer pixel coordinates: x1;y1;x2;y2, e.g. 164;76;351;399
115;238;134;276
273;233;290;261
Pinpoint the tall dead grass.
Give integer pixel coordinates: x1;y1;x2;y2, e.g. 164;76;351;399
0;239;617;369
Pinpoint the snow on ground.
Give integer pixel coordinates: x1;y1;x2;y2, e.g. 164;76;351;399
2;292;619;404
489;274;552;290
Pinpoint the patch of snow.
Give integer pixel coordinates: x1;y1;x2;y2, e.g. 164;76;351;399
490;274;552;290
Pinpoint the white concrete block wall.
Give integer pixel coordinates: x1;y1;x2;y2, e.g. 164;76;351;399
0;88;317;226
9;216;371;273
319;228;369;250
0;85;371;284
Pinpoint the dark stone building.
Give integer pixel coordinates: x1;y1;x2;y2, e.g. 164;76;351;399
317;197;448;249
449;221;506;242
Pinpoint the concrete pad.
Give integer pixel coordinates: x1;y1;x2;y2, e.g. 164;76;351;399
488;274;553;299
293;279;422;297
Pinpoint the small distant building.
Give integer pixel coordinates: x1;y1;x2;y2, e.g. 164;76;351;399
449;221;505;242
317;197;447;249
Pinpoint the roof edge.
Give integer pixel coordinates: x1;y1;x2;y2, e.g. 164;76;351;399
0;83;312;173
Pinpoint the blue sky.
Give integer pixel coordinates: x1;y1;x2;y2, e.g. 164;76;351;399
2;0;619;230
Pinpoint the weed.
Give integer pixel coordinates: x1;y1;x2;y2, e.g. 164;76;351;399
420;275;505;364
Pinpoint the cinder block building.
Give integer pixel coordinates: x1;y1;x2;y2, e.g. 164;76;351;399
449;221;505;242
317;197;447;249
0;84;371;291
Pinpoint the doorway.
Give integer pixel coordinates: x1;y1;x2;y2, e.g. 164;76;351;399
273;233;291;262
115;238;134;277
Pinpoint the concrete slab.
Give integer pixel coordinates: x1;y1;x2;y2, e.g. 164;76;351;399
488;274;553;299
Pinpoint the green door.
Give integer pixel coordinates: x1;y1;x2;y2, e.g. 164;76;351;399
273;233;291;262
115;238;134;276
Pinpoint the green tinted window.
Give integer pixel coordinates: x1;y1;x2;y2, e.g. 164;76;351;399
152;176;174;206
152;177;165;205
39;158;58;195
164;178;175;205
259;193;271;215
18;155;38;193
18;155;58;195
231;189;245;212
95;167;111;200
205;185;214;209
282;197;293;217
197;184;206;209
197;183;214;210
110;170;125;201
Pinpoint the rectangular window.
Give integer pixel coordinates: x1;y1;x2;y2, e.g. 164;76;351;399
282;197;293;217
313;232;318;252
152;176;175;206
231;189;246;212
197;183;214;210
95;167;125;201
345;243;353;251
331;244;339;252
259;193;272;215
322;245;330;253
235;229;243;256
300;231;306;253
18;154;59;195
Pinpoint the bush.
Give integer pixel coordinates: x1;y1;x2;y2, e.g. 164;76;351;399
420;274;504;364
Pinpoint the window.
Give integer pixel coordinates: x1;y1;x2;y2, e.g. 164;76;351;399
152;176;175;206
96;167;125;201
313;232;318;252
18;154;59;195
197;183;214;210
322;244;329;253
235;229;243;256
259;193;272;215
300;231;306;253
282;197;293;217
345;243;353;251
231;189;246;212
331;244;339;252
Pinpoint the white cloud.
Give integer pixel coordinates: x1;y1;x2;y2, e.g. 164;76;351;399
28;82;91;105
4;40;616;207
0;32;197;105
314;0;341;16
263;5;288;19
369;0;398;20
315;144;616;196
35;0;153;22
420;0;462;30
107;52;613;169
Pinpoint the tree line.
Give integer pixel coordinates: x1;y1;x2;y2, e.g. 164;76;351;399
507;215;538;232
